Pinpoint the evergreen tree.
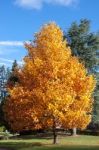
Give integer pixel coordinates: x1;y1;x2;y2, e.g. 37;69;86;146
0;61;19;129
64;19;99;129
64;19;99;73
7;60;19;87
0;66;10;127
0;65;8;101
12;60;18;71
93;72;99;127
6;67;11;80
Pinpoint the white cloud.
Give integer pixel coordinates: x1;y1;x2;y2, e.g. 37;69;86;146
0;62;6;66
0;57;23;66
0;47;19;56
0;41;23;46
15;0;78;10
0;58;14;63
0;41;26;67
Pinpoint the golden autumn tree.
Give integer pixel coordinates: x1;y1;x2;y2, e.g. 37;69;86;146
3;23;95;144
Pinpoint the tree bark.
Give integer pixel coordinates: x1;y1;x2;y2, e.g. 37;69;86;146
53;118;58;144
72;128;77;136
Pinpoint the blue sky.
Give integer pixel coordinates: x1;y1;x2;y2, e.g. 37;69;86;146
0;0;99;67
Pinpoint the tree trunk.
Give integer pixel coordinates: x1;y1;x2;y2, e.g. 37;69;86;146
72;128;77;136
53;128;57;144
53;118;58;144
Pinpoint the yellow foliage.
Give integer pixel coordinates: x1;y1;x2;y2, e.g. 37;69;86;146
3;23;95;132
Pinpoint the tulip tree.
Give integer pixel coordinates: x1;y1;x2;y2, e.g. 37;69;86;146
3;23;95;144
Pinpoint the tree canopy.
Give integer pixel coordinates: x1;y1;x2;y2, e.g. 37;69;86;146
3;23;95;143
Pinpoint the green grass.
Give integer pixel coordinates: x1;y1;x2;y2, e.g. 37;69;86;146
0;135;99;150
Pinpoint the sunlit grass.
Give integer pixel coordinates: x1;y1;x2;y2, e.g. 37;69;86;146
0;135;99;150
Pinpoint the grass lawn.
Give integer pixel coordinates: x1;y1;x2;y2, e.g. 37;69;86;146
0;135;99;150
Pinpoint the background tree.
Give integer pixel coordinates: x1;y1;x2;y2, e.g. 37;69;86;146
0;60;19;130
93;72;99;127
64;19;99;132
0;65;10;128
7;60;19;88
64;19;99;73
3;23;95;144
0;65;9;101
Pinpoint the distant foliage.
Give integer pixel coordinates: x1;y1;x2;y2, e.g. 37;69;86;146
0;65;9;101
64;19;99;73
7;60;19;88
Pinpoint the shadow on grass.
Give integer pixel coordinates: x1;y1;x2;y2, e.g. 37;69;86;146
10;134;53;140
49;146;99;150
23;145;99;150
0;141;43;150
0;142;99;150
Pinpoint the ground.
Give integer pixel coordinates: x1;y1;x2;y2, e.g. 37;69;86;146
0;135;99;150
